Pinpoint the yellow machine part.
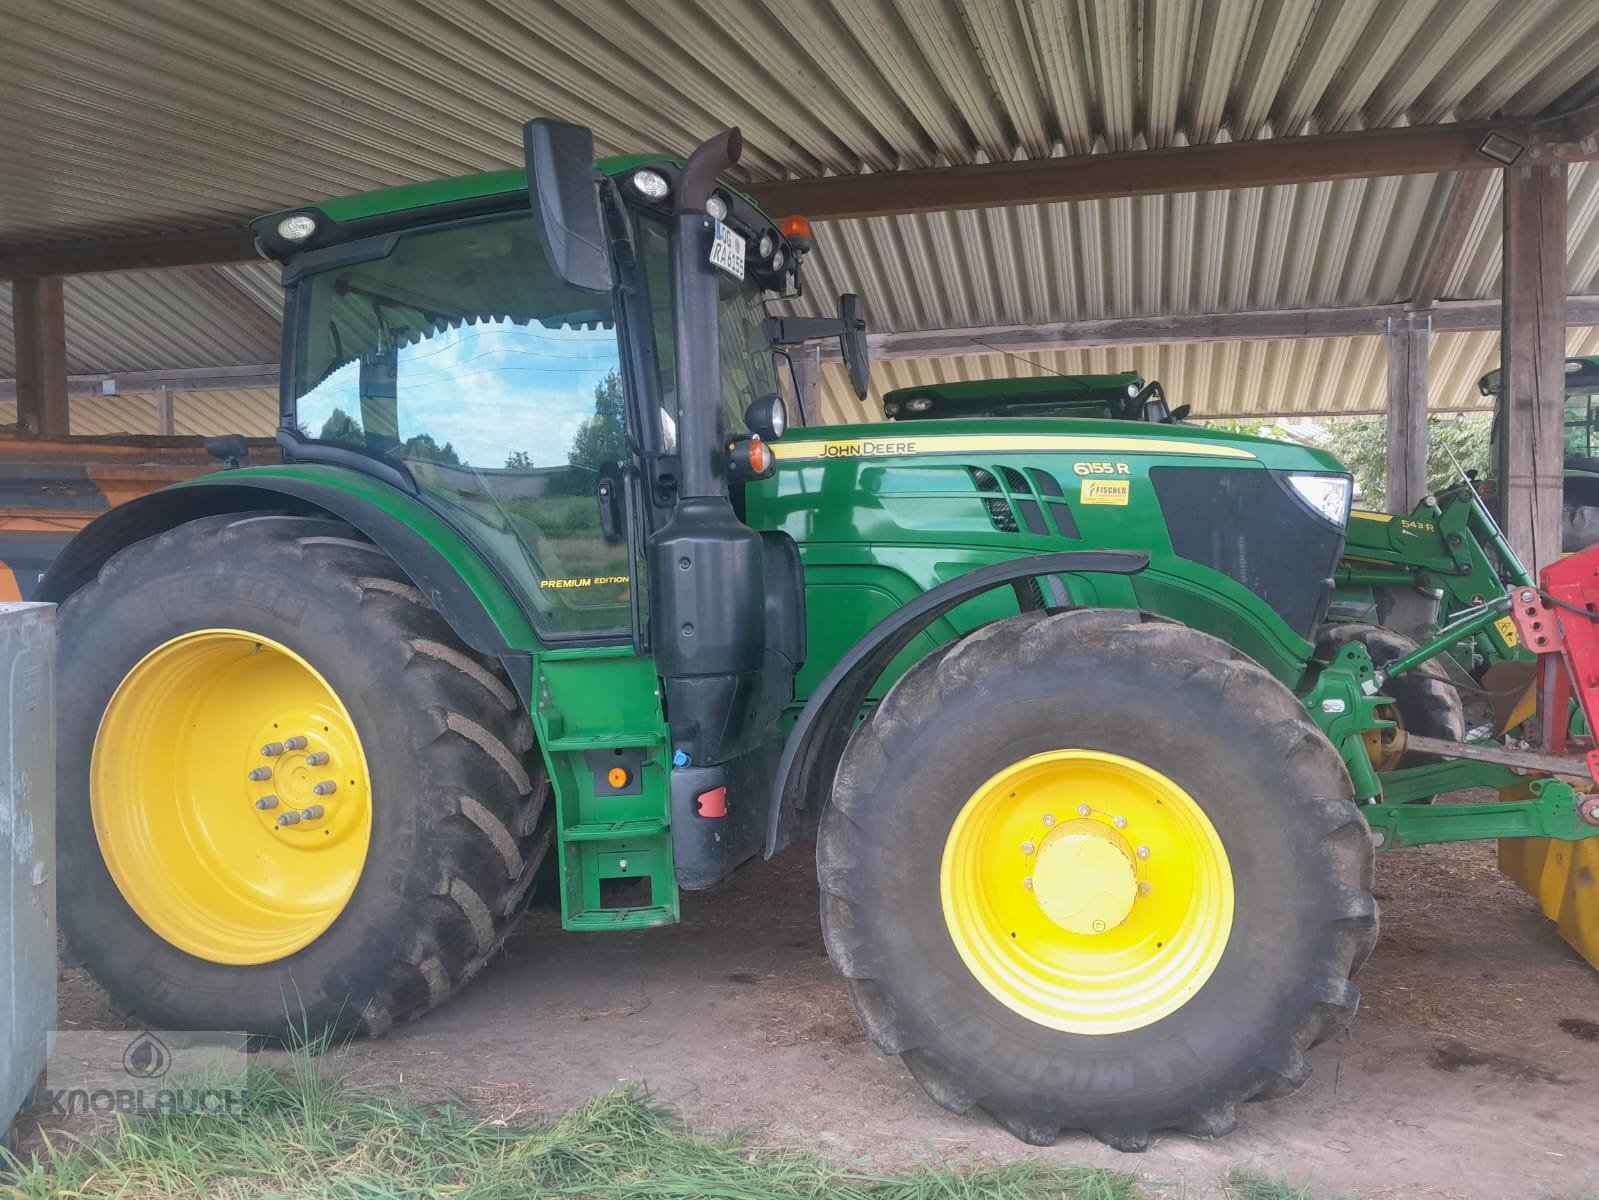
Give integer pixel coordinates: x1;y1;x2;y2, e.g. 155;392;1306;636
1499;832;1599;970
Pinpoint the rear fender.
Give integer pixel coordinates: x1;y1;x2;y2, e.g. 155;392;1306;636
37;465;542;699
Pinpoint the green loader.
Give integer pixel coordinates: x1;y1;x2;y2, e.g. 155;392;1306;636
44;121;1599;1151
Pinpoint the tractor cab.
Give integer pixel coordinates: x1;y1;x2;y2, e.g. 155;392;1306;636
1479;356;1599;548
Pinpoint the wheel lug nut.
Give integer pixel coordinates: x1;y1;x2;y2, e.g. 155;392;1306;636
1023;876;1034;891
1076;804;1090;817
261;742;284;757
300;805;325;821
1021;840;1035;855
284;736;308;751
255;795;279;810
248;767;272;782
1113;816;1127;830
1042;814;1056;827
1136;845;1150;859
306;752;329;766
312;781;337;796
276;811;301;827
1138;882;1152;895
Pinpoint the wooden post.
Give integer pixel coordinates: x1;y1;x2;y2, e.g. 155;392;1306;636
10;277;69;437
788;346;822;427
155;384;176;436
1498;162;1568;572
1386;314;1431;511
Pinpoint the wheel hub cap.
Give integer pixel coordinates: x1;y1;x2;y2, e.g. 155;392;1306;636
1032;829;1137;934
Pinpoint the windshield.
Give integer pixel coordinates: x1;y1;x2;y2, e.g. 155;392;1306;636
638;219;780;450
289;211;634;637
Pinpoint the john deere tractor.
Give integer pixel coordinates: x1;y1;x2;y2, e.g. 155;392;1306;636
45;121;1599;1151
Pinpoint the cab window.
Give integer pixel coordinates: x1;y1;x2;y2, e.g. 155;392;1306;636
291;213;634;638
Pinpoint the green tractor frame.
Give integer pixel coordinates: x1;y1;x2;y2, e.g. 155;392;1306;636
42;120;1599;1151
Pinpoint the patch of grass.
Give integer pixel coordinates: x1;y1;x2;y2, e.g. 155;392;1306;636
1224;1169;1352;1200
3;1056;1143;1200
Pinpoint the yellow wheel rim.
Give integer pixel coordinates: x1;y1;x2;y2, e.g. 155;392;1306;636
92;630;372;965
940;750;1234;1034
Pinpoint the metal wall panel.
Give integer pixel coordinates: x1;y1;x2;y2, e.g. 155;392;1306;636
0;602;56;1137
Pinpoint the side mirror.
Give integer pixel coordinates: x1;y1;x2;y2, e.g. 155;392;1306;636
523;118;612;294
840;294;869;400
1170;404;1192;422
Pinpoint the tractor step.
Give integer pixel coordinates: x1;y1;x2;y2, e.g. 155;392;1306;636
562;818;667;841
531;652;679;931
565;904;676;931
544;732;665;752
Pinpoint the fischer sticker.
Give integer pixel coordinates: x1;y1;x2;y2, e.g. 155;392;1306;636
1080;479;1131;506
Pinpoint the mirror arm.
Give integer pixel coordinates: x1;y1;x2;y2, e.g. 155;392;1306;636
763;316;846;345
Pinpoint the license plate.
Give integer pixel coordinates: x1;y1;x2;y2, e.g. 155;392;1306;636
709;221;746;280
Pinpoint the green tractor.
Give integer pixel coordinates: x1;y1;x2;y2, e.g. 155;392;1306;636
1478;356;1599;550
43;121;1599;1151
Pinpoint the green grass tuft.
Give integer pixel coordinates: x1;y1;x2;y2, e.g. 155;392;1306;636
3;1056;1144;1200
1224;1168;1352;1200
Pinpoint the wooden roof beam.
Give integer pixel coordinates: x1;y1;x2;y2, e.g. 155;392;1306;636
816;296;1599;362
0;227;258;282
748;113;1599;221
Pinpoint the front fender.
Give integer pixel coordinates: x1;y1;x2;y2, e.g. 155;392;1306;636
765;549;1151;856
38;464;541;673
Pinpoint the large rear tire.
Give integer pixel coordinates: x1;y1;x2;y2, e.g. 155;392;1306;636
57;513;550;1037
819;608;1376;1149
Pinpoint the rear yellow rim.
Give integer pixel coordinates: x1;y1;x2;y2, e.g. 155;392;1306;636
940;750;1233;1034
91;630;372;965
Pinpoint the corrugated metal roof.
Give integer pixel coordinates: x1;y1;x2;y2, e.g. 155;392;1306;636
814;326;1599;423
4;0;1598;245
3;1;1599;422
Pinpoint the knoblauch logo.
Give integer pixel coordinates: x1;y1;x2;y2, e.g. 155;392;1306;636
121;1032;171;1079
44;1031;245;1116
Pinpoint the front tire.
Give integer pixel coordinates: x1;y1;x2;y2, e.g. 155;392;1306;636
57;513;550;1037
819;608;1376;1148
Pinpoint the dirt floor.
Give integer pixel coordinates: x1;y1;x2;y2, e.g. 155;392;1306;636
52;830;1599;1200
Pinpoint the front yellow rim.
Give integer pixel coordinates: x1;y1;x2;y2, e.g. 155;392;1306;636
940;750;1234;1034
92;630;372;965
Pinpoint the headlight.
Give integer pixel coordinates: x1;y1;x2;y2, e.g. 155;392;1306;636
632;170;670;200
743;394;788;441
276;214;318;242
705;193;729;220
758;232;775;258
905;396;932;413
770;249;785;272
1286;473;1351;527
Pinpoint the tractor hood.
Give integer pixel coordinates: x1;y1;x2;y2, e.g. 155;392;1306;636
768;416;1347;476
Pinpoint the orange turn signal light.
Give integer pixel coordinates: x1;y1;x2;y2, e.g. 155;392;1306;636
607;766;630;788
726;435;776;480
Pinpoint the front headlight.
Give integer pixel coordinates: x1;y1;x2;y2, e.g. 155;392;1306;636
1286;473;1351;527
